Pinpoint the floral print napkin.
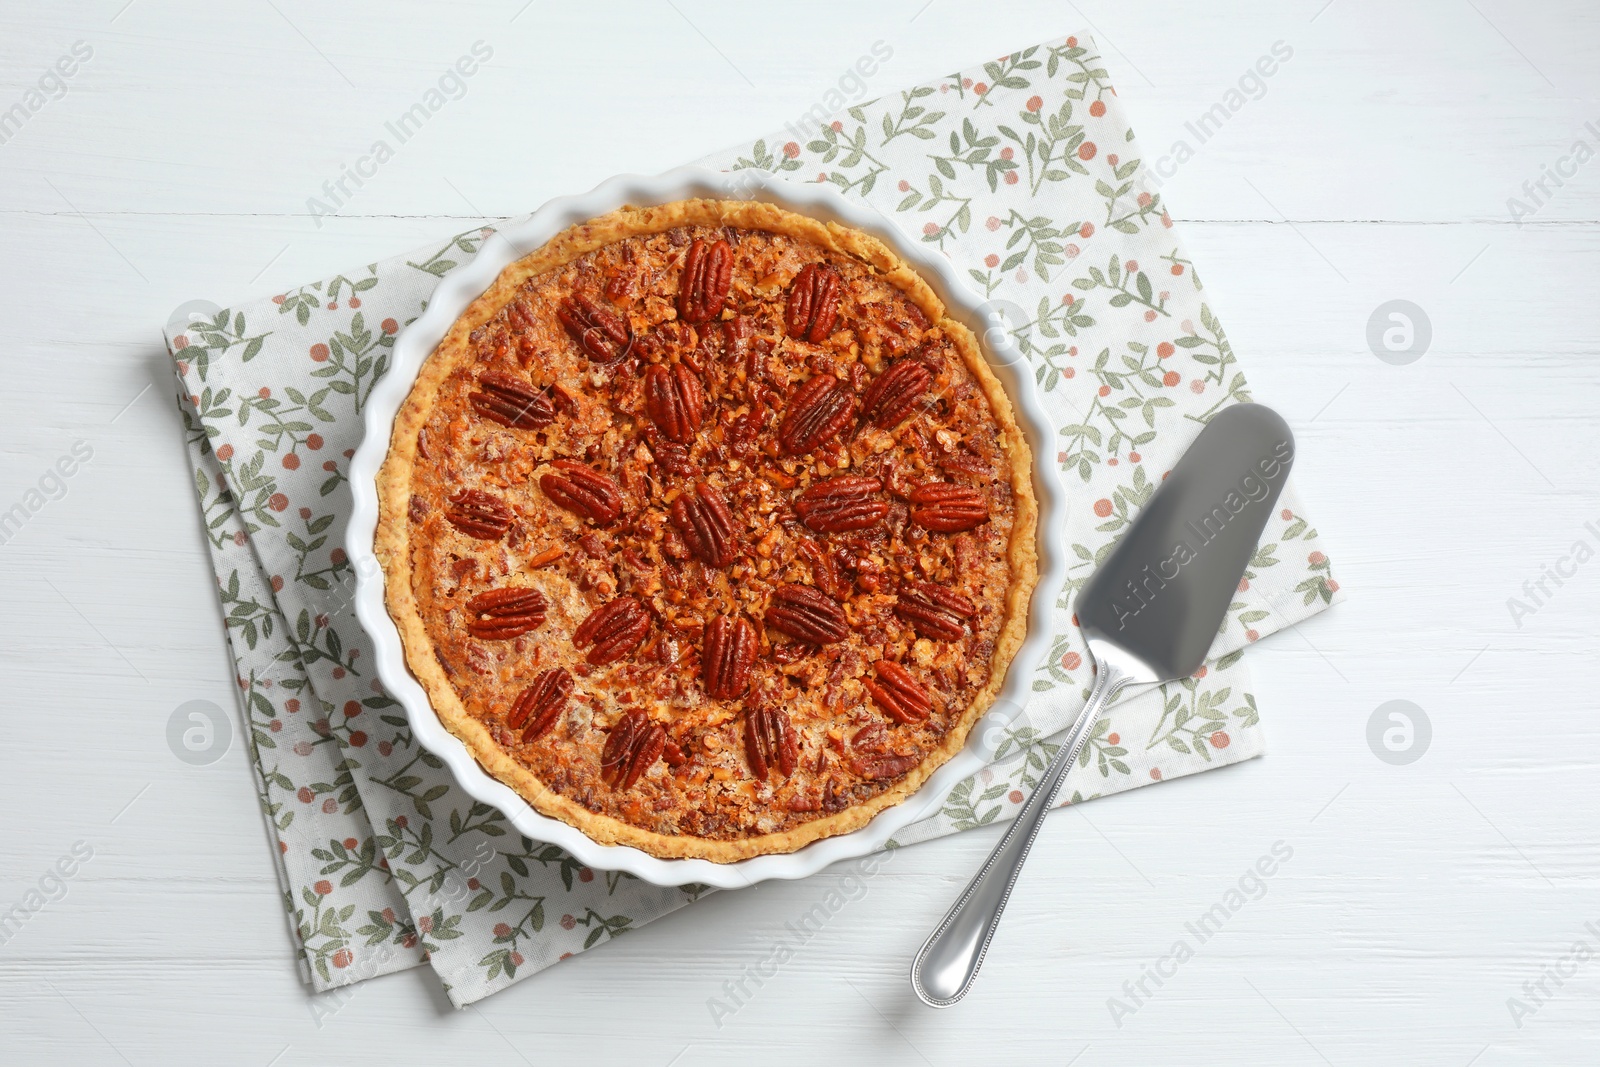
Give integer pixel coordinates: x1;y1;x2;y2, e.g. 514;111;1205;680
164;31;1339;1007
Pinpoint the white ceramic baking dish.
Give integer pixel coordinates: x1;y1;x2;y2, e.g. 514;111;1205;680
347;165;1068;889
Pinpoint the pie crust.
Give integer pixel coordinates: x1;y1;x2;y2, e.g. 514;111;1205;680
375;198;1037;861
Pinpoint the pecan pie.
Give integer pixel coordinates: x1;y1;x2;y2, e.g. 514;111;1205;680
376;199;1037;861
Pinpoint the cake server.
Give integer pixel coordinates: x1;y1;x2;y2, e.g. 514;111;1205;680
910;402;1295;1007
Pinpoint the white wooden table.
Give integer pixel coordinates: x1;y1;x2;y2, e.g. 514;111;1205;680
3;1;1597;1062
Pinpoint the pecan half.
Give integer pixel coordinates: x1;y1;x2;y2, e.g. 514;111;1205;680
939;452;994;480
572;595;651;665
852;722;887;751
784;263;841;343
506;668;573;742
864;660;932;723
792;475;888;534
726;403;767;463
723;314;754;373
601;709;666;789
777;373;855;455
641;426;695;477
469;372;555;430
745;703;799;779
895;579;977;641
849;751;920;781
557;293;632;362
765;583;849;645
860;358;932;429
677;237;733;324
702;615;757;700
669;482;737;568
540;459;624;525
445;489;513;540
643;362;704;444
908;482;989;533
464;587;548;640
796;538;850;600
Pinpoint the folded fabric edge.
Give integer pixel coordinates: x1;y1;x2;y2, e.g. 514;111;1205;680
168;351;430;993
169;360;322;988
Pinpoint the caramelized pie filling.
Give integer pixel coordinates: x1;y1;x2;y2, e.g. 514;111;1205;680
392;210;1031;850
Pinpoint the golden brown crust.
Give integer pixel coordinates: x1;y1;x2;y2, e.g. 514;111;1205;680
376;199;1037;861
